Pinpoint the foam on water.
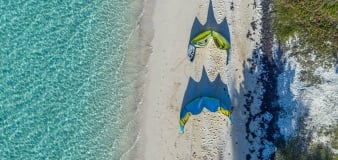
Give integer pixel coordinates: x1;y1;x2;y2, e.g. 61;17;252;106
0;0;143;159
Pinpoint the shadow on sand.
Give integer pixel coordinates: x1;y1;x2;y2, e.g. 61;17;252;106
181;66;231;111
189;0;231;44
229;49;282;160
229;48;312;160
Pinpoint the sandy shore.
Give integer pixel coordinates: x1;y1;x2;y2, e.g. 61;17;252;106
138;0;263;159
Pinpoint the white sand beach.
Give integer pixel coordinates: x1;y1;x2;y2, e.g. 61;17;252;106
138;0;264;159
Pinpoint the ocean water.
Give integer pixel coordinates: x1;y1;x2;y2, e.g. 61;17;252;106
0;0;143;159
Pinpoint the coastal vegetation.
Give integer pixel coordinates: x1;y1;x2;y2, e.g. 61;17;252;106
272;0;337;84
272;0;337;56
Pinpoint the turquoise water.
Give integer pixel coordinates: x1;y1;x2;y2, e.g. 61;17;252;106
0;0;142;159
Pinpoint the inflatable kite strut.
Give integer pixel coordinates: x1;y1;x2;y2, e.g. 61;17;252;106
188;30;230;61
179;96;232;133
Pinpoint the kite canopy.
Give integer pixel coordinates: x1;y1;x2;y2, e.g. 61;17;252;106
191;30;230;50
179;96;231;133
188;30;230;61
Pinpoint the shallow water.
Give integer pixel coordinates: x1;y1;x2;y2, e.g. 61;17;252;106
0;0;142;159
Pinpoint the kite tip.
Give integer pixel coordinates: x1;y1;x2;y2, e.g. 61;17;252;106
179;125;185;133
229;114;234;124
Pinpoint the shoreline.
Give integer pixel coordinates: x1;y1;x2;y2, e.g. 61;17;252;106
119;0;154;159
135;0;155;158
